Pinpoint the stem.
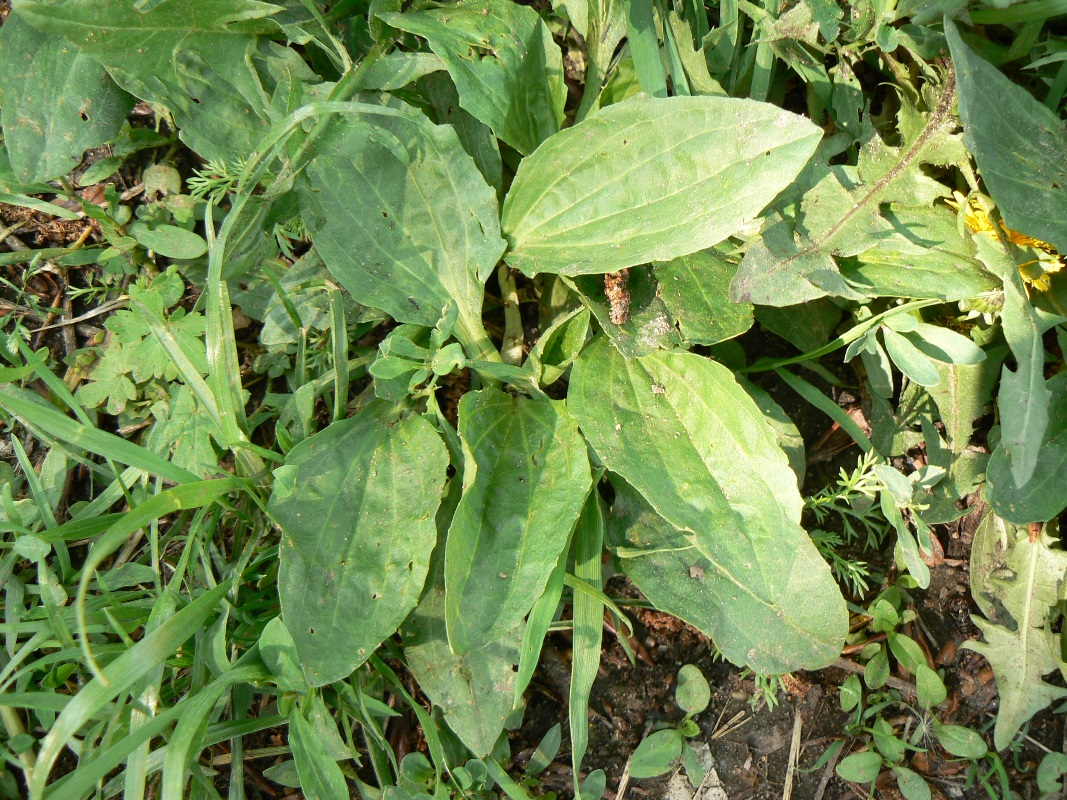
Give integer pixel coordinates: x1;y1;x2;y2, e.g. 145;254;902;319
1;705;36;791
498;265;524;365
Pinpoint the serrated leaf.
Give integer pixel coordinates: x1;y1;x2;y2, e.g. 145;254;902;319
574;338;846;672
303;102;505;358
987;372;1067;523
270;402;448;685
731;76;962;306
946;20;1067;254
501;96;822;276
14;0;280;160
963;514;1067;751
0;10;133;184
653;249;754;346
445;388;590;654
380;0;565;155
143;385;221;479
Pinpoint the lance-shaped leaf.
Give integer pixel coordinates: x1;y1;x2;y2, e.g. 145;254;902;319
964;514;1067;750
270;401;448;686
404;550;520;758
380;0;565;155
500;96;822;276
570;336;846;671
446;388;591;654
987;372;1067;523
0;11;133;184
303;104;505;360
975;235;1052;489
14;0;280;160
731;75;964;306
946;20;1067;255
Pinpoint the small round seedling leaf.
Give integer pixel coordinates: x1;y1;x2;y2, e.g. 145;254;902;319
840;673;862;712
526;723;562;776
129;222;208;259
579;769;606;800
864;645;890;690
932;722;987;759
676;664;711;715
400;752;435;785
629;729;684;779
916;665;947;709
1037;752;1067;793
682;742;707;787
887;632;926;675
893;766;931;800
836;751;883;784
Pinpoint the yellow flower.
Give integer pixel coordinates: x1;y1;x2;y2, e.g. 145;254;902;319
946;191;1064;291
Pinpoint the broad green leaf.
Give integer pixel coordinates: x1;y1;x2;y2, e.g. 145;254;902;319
606;479;845;673
629;729;684;779
303;104;505;359
928;355;1000;455
403;551;520;758
419;73;503;196
987;372;1067;523
288;706;349;800
14;0;279;160
732;77;965;306
839;206;998;301
963;515;1067;750
946;20;1067;254
573;337;846;671
975;235;1052;489
270;401;448;685
0;10;133;183
908;323;985;366
445;388;591;653
568;269;681;357
381;0;565;155
501;96;822;276
653;249;754;346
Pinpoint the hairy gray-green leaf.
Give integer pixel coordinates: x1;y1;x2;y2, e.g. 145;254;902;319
446;388;590;654
0;10;133;184
404;552;520;758
381;0;565;155
975;236;1051;489
501;96;822;276
731;78;963;306
572;337;846;671
653;249;754;346
946;20;1067;254
14;0;279;160
963;514;1067;750
987;372;1067;523
270;401;447;685
303;104;505;360
839;206;999;300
